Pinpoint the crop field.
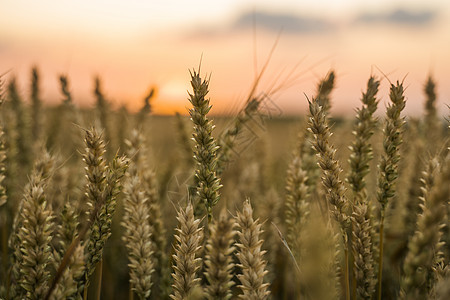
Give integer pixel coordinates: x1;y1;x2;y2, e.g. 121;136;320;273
0;67;448;300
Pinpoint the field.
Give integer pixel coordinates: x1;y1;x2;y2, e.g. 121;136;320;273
0;68;448;300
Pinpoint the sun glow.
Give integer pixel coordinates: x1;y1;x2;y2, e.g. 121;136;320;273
1;0;449;116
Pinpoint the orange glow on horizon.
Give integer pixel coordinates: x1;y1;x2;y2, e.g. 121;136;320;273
1;1;450;117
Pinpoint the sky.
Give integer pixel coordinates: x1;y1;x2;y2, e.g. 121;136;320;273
0;0;449;116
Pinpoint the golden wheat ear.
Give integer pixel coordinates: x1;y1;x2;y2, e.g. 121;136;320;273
235;199;270;300
170;202;204;300
9;151;55;299
376;81;406;299
78;127;129;295
204;209;236;300
122;174;154;300
401;156;448;299
188;69;222;222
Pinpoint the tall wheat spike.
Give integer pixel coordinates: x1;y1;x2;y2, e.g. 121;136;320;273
347;76;379;299
376;81;406;299
8;78;31;169
307;92;351;299
79;128;129;294
423;76;440;151
351;203;376;299
204;209;236;300
122;174;154;299
125;129;169;298
235;199;270;300
30;67;42;145
170;202;204;300
347;76;379;201
94;77;114;159
300;71;336;208
307;97;350;230
188;69;221;221
284;132;309;258
401;156;448;299
10;152;55;300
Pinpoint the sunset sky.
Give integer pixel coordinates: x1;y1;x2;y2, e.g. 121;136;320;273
1;0;449;116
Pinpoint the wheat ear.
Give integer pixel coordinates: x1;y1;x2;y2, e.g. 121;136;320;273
204;209;236;300
126;129;170;298
79;128;129;294
401;156;448;299
284;138;309;258
376;81;406;300
170;202;204;300
235;199;270;300
11;152;55;299
188;69;221;222
122;174;154;299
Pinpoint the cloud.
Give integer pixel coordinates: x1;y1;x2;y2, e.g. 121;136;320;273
233;10;334;34
186;10;335;39
356;8;437;26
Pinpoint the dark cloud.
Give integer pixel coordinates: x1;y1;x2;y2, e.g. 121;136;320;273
233;10;334;34
356;8;437;26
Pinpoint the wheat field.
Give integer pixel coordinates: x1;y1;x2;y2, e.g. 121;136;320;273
0;67;448;300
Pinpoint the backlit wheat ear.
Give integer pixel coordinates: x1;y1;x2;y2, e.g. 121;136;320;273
78;127;107;294
79;127;129;293
94;77;112;158
126;129;169;298
315;70;335;114
401;156;448;299
188;69;222;221
307;97;350;230
31;66;42;146
376;81;406;299
285;144;309;257
300;72;336;199
10;151;55;299
8;78;31;169
423;76;440;150
307;94;352;299
351;203;376;299
171;202;204;300
347;76;379;299
204;209;236;300
122;174;154;299
347;76;379;201
235;199;270;300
